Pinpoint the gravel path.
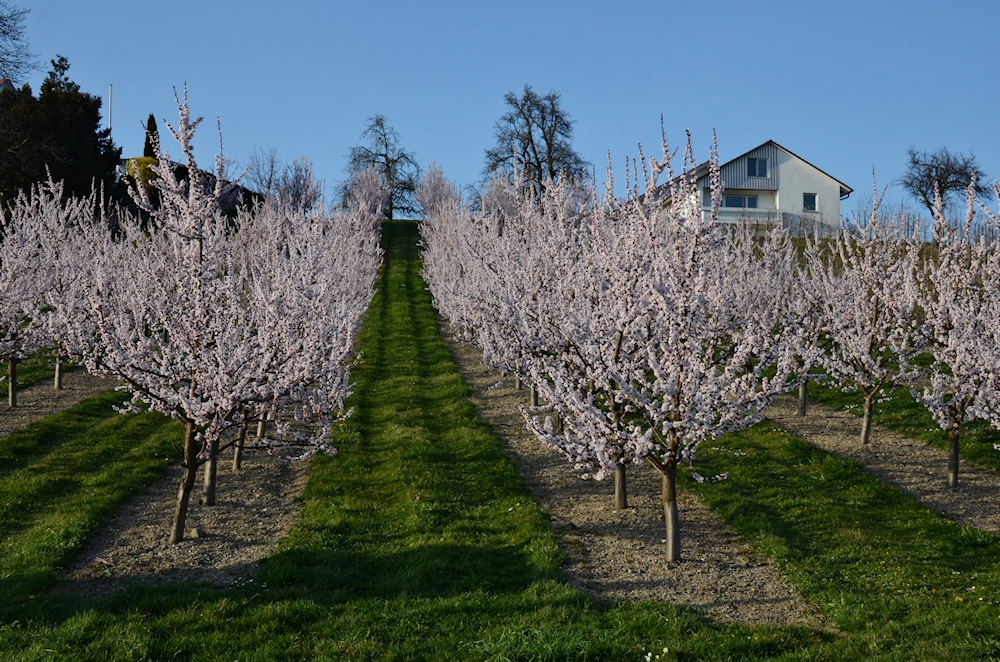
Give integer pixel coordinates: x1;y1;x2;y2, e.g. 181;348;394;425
767;396;1000;535
0;370;118;438
443;331;829;628
62;453;309;599
0;371;313;599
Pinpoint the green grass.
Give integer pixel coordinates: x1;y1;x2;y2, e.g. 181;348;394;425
0;390;180;604
692;422;1000;660
3;221;1000;659
806;377;1000;474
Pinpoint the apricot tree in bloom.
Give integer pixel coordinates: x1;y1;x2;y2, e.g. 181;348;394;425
0;181;52;406
621;148;801;561
58;91;383;543
0;176;99;404
421;133;804;560
803;180;923;444
909;181;1000;489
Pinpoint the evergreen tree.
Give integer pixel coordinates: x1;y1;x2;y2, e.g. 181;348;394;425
143;113;159;159
0;55;122;203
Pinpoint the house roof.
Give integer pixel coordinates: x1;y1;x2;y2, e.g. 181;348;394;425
663;140;853;199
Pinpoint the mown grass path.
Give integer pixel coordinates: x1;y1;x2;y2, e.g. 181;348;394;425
7;221;1000;660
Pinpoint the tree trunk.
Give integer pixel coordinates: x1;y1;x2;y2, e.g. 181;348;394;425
257;417;266;440
662;464;680;562
860;393;875;445
54;353;63;390
170;420;200;544
202;451;217;506
614;462;627;510
7;358;16;408
232;423;247;473
798;381;807;417
555;414;563;435
948;427;960;489
529;384;539;407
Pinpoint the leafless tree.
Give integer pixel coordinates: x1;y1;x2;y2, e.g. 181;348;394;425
342;114;420;220
244;145;282;199
0;1;35;84
483;84;590;198
244;148;323;212
899;146;988;218
276;155;323;212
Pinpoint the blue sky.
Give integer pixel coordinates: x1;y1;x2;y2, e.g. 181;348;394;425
23;0;1000;214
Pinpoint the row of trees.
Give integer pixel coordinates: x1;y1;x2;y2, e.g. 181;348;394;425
286;84;589;220
419;132;1000;562
0;92;386;544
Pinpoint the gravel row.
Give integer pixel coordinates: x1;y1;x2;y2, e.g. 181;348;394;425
443;331;829;627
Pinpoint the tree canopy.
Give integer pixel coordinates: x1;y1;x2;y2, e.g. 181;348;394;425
0;1;35;83
899;146;988;217
343;114;420;220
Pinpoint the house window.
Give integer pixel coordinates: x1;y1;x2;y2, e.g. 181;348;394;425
803;193;817;212
747;158;768;178
724;195;758;208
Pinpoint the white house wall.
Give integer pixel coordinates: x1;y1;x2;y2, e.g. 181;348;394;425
773;149;842;229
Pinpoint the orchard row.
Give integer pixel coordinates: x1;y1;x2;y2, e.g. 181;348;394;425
418;134;1000;561
0;93;385;543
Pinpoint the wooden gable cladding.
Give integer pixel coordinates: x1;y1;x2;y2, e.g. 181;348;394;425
718;142;780;191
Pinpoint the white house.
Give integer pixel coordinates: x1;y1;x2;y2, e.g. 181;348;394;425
682;140;852;234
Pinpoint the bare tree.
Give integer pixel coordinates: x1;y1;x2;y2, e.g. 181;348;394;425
899;146;988;218
244;145;282;199
343;114;420;220
0;1;35;83
244;148;323;212
275;155;323;212
483;84;590;198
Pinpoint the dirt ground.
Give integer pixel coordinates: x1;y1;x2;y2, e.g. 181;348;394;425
442;332;829;627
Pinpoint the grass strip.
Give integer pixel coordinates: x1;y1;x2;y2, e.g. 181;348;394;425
0;390;180;603
693;421;1000;660
807;378;1000;474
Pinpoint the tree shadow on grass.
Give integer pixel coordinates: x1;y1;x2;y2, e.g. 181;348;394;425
260;539;557;601
0;537;563;633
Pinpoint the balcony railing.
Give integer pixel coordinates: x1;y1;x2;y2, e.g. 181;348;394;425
700;207;838;237
702;207;784;225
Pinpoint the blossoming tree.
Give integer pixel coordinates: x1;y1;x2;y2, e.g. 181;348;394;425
56;91;383;542
803;181;922;444
421;133;804;560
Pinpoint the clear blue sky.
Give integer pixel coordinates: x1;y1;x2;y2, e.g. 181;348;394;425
23;0;1000;215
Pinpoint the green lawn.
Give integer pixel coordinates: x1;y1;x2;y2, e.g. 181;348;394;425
0;390;180;604
1;221;1000;660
